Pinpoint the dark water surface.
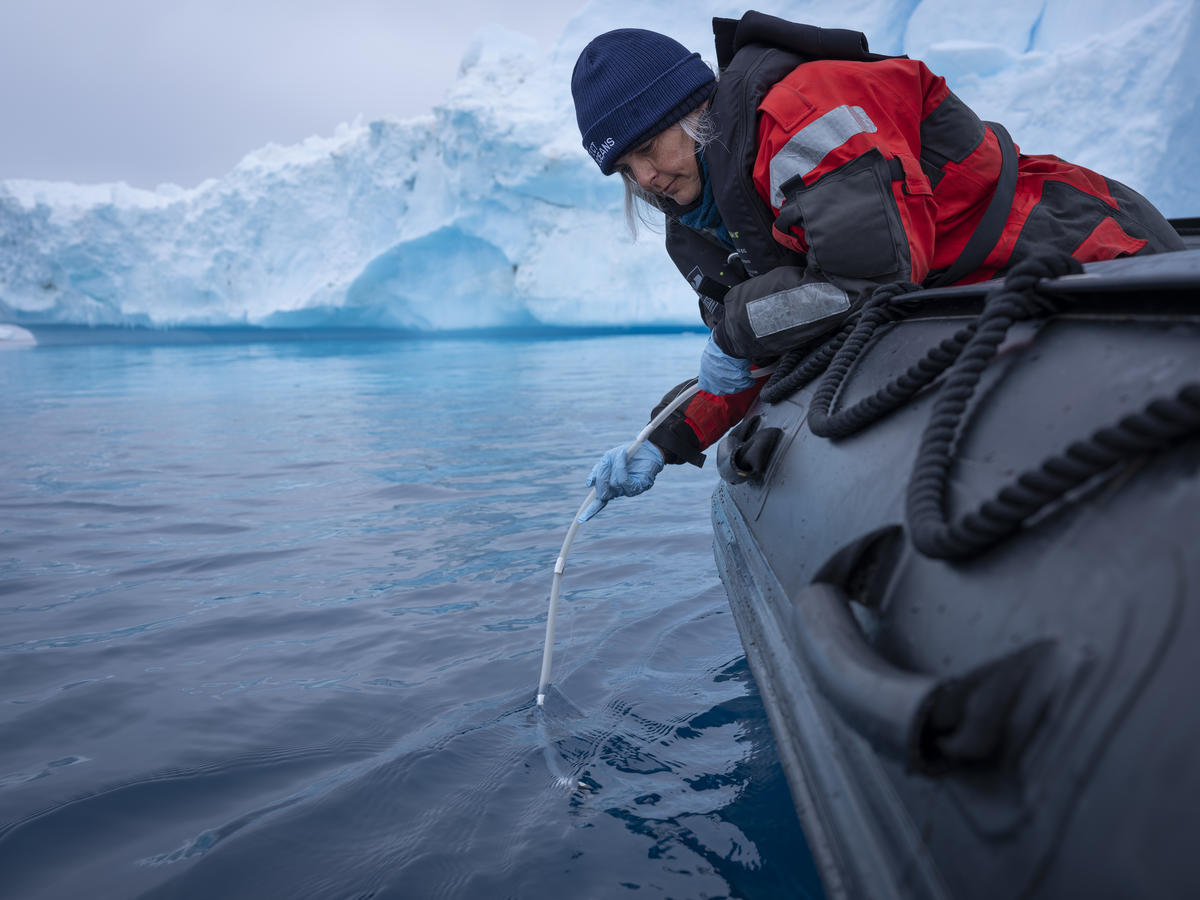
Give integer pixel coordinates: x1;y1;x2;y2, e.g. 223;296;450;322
0;335;821;899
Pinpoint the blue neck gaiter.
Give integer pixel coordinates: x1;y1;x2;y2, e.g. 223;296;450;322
678;153;733;250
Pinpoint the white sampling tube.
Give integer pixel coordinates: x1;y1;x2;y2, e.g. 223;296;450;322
535;367;773;706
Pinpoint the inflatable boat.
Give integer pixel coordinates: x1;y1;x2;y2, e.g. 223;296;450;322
711;231;1200;899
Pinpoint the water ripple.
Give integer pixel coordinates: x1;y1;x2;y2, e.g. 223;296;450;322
0;336;821;899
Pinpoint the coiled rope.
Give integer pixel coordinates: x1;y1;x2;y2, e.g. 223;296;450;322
761;280;977;427
906;252;1200;559
761;253;1200;561
760;317;856;404
807;281;937;438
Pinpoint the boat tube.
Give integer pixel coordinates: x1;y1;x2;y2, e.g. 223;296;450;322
712;239;1200;899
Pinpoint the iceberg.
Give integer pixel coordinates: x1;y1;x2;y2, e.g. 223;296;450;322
0;0;1195;332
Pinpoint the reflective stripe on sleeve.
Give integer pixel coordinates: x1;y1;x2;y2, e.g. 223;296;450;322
745;282;850;338
769;105;878;206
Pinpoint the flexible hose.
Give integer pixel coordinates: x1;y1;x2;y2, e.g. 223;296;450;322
535;382;701;706
536;366;774;706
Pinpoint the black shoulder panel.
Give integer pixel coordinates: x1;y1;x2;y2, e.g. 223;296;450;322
706;46;809;278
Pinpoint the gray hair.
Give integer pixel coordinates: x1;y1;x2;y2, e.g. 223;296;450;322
621;104;718;238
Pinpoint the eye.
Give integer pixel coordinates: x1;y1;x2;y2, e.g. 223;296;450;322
637;138;655;155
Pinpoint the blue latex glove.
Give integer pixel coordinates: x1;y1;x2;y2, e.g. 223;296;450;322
578;442;665;522
697;334;755;395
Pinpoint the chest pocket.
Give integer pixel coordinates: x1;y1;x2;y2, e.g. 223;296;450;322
774;148;909;280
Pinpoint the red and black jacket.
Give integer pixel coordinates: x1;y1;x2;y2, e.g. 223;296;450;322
649;13;1182;467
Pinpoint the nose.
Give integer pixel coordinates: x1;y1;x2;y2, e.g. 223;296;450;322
627;158;658;192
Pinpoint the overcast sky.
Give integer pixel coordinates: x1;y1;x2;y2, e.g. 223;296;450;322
0;0;585;188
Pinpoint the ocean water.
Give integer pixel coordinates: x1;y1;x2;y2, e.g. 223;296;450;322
0;333;822;900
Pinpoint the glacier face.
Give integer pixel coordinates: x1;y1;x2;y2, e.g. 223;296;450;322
0;0;1196;332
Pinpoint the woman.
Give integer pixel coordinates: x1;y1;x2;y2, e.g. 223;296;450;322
571;12;1183;521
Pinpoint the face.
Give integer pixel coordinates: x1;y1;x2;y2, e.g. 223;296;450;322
615;123;702;206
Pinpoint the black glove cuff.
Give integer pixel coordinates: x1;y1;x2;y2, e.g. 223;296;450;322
649;380;707;468
649;418;705;467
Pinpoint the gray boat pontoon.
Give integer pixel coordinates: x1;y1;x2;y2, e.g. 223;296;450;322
712;229;1200;899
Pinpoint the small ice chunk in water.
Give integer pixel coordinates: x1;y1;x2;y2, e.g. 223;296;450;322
0;325;36;348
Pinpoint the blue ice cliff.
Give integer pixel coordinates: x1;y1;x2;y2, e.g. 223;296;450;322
0;0;1196;331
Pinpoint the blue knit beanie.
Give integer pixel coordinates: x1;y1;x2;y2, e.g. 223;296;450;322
572;29;715;176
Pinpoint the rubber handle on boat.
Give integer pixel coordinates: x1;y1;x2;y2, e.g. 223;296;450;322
792;583;939;760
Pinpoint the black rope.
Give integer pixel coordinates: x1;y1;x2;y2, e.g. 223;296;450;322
760;317;856;404
761;279;932;409
905;252;1200;560
763;279;981;440
805;280;972;438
